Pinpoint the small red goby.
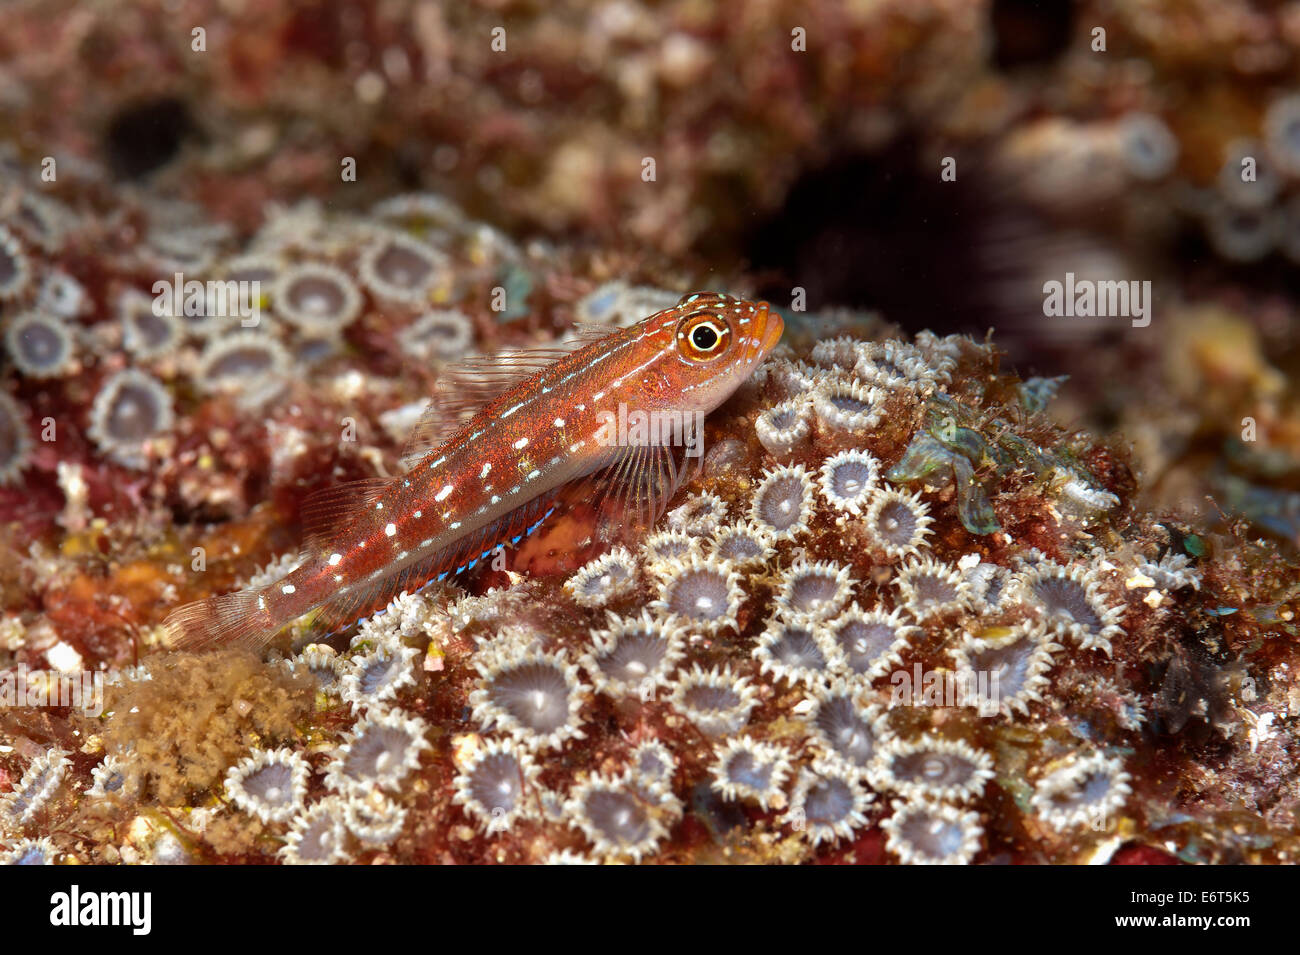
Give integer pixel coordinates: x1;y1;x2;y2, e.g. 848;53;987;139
166;292;784;650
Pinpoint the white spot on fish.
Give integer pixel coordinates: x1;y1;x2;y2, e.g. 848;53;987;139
385;522;397;537
435;484;454;502
328;553;342;566
281;584;296;595
480;462;492;478
513;437;529;450
553;417;565;428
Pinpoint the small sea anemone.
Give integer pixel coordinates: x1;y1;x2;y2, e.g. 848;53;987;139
628;739;676;792
358;231;446;304
1030;752;1132;831
196;332;291;398
804;680;891;774
782;760;872;846
343;789;408;845
750;463;816;540
224;747;311;824
280;797;350;864
874;737;994;802
88;369;173;469
773;559;855;622
564;771;678;862
666;491;729;537
1117;112;1179;181
1020;558;1123;653
651;554;744;633
87;754;139;801
339;642;420;711
565;546;639;608
881;798;983;865
4;310;75;378
708;519;775;569
399;308;476;360
752;618;841;687
709;737;793;810
826;604;919;682
326;709;430;792
670;663;757;736
0;225;31;301
949;624;1060;717
0;392;32;486
812;377;881;432
895;556;972;621
818;449;881;515
273;262;363;332
0;748;69;825
469;646;586;750
117;288;182;360
863;487;933;559
580;610;686;699
451;737;541;834
2;837;58;865
755;397;811;457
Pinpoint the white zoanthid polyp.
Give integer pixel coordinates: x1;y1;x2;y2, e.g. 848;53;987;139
862;487;933;559
1019;555;1124;654
873;736;995;802
469;646;587;751
580;609;687;699
817;448;881;515
669;663;758;737
749;463;816;540
224;747;311;824
651;554;745;633
826;604;919;683
811;376;881;432
752;617;841;688
949;623;1061;717
782;759;873;847
709;737;793;811
755;396;812;457
881;798;983;865
803;678;893;776
1030;751;1132;831
325;708;431;793
451;737;542;834
894;555;973;621
565;546;639;608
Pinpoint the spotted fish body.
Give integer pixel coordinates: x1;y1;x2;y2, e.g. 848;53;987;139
166;293;784;650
